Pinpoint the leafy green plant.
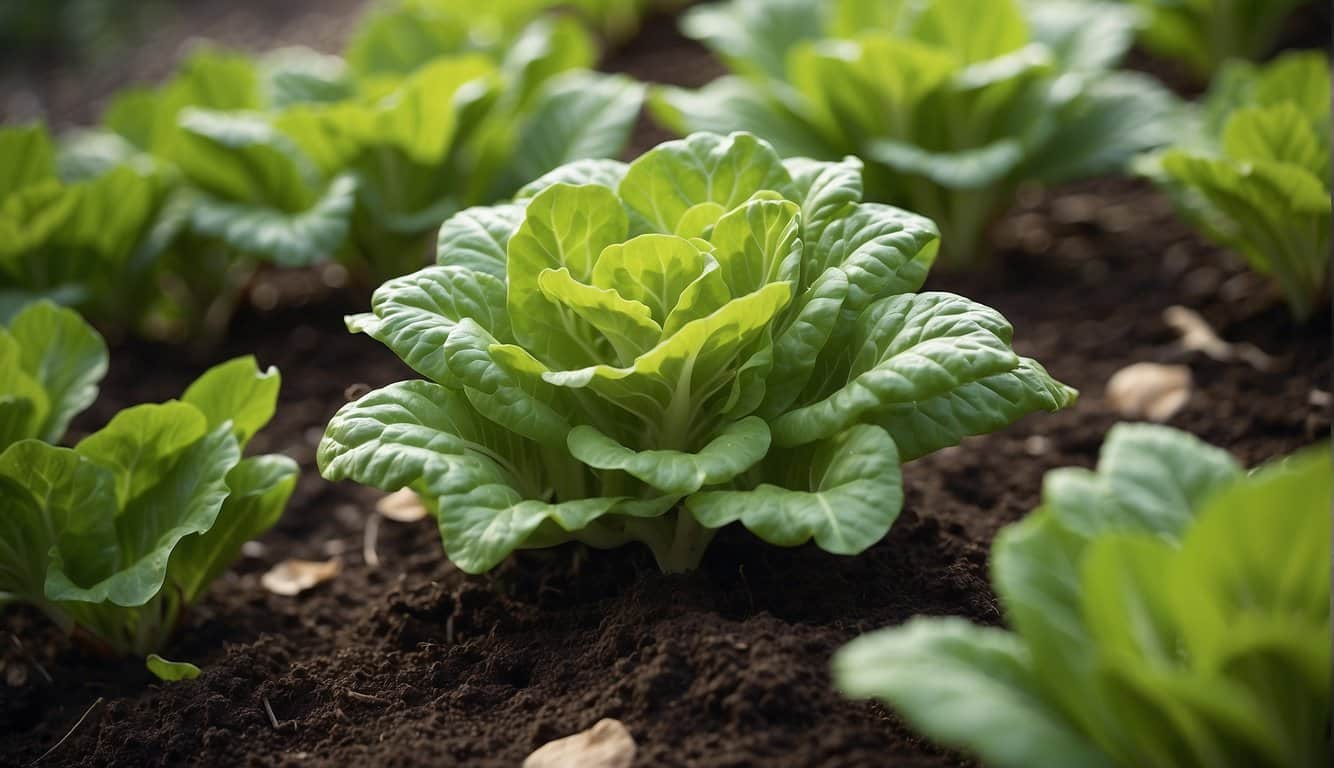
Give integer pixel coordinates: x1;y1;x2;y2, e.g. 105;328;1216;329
319;131;1075;574
834;424;1331;768
278;14;643;283
653;0;1179;264
1123;0;1312;78
0;301;107;451
0;124;166;328
0;355;298;659
1140;51;1330;321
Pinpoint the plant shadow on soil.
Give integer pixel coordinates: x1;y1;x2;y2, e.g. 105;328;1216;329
2;8;1332;768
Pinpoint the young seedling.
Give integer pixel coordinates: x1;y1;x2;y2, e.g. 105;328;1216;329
0;351;297;670
835;424;1331;768
320;131;1075;574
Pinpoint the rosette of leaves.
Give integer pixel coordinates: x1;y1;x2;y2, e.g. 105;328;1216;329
1123;0;1313;79
0;301;107;451
319;132;1075;574
835;424;1331;768
652;0;1179;264
279;12;643;282
0;124;166;328
0;355;298;661
58;46;359;340
1140;51;1330;321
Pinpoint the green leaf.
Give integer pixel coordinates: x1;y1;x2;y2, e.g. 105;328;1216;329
50;423;240;607
569;416;770;495
875;357;1075;460
537;267;662;365
0;123;57;194
6;301;107;444
619;132;795;234
515;159;628;200
181;356;281;448
590;234;714;325
188;172;356;268
511;72;644;185
833;617;1113;768
649;79;835;161
807;202;939;310
707;197;803;296
772;292;1021;446
688;424;902;554
168;454;298;602
349;265;509;383
436;202;526;279
505;183;630;368
1043;423;1243;540
0;441;118;603
146;654;202;682
1222;103;1325;169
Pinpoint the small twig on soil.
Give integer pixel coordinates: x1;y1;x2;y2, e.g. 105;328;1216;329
9;634;53;684
262;696;281;729
343;689;389;705
31;696;104;765
445;616;455;644
363;512;381;568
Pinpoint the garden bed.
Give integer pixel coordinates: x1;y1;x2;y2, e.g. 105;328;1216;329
2;6;1330;768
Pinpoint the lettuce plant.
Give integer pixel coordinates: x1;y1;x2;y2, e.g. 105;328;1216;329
280;14;643;282
56;46;358;339
0;301;107;451
835;424;1331;768
653;0;1178;264
1141;51;1330;321
1123;0;1311;78
0;124;166;328
0;355;297;658
319;132;1075;573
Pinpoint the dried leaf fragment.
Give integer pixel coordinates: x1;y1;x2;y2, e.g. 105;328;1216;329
261;559;341;596
1106;363;1193;422
1163;306;1277;371
376;488;430;522
524;718;636;768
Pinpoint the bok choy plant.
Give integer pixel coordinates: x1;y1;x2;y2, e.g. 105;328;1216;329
653;0;1179;264
835;424;1331;768
0;301;107;451
319;132;1075;574
0;124;166;329
279;12;643;283
0;353;297;660
1140;50;1331;321
1123;0;1312;78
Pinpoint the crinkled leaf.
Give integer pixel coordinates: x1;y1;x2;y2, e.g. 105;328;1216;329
569;416;770;495
687;424;901;554
619;132;795;234
772;292;1020;446
348;265;509;383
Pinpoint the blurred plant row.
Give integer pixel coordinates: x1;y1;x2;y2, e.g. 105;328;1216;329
1;0;1328;342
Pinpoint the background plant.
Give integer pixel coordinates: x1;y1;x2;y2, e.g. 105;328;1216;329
319;131;1075;574
1120;0;1314;79
1140;50;1330;321
0;123;167;329
835;424;1331;768
20;3;642;341
652;0;1179;265
0;353;297;665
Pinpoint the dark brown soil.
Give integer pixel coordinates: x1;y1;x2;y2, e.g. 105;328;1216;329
3;8;1331;768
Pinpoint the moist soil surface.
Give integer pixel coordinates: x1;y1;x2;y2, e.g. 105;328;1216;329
3;9;1332;768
